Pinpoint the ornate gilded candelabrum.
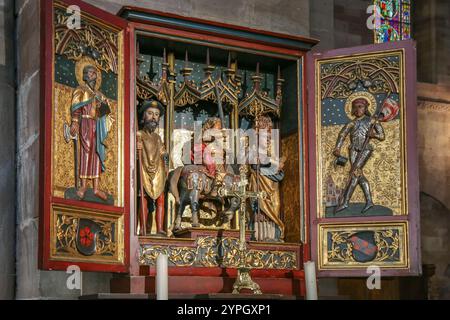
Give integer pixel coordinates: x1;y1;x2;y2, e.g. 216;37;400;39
220;165;266;294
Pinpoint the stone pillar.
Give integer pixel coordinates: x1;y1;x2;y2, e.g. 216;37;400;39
0;0;16;300
15;0;42;299
414;0;450;86
417;82;450;300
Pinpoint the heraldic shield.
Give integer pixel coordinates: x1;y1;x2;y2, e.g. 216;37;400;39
348;231;378;263
76;219;101;256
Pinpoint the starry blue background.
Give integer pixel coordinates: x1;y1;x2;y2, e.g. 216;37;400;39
55;55;118;101
321;83;400;126
321;54;401;126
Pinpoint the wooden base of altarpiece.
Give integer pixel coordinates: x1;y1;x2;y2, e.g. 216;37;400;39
110;228;305;298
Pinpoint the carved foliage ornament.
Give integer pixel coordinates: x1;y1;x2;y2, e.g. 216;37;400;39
320;57;400;100
54;6;119;74
137;50;284;118
140;236;297;270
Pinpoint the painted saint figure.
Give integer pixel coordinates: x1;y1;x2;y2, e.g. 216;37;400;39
70;63;112;201
249;116;285;242
333;97;385;213
137;100;168;236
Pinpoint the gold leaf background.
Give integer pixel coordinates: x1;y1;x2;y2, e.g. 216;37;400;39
281;133;301;243
52;83;119;204
320;120;403;215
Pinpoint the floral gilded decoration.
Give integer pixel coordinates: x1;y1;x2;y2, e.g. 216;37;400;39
140;236;298;270
327;228;402;264
55;212;117;257
54;6;119;73
320;57;400;100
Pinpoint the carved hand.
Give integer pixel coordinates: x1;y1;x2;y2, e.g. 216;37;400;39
333;148;341;157
70;121;79;136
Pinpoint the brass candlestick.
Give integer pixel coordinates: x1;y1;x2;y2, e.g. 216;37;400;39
220;165;265;294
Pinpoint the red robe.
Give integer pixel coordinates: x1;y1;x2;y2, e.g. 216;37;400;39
191;142;216;177
71;87;102;179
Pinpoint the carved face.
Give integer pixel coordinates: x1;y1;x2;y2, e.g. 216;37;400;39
352;99;369;118
83;66;97;88
212;120;222;130
142;107;161;132
143;107;161;123
257;116;273;131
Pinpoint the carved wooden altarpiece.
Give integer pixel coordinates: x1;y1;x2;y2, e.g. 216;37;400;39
40;0;420;297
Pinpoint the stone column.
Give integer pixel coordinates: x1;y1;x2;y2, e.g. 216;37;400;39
15;0;42;299
0;0;16;300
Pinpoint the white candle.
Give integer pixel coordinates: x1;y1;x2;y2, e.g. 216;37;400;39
304;261;318;300
156;254;169;300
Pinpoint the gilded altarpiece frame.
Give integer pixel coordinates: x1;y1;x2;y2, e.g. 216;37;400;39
308;40;420;276
40;0;130;272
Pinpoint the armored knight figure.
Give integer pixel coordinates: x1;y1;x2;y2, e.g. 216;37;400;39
333;97;385;213
137;100;168;236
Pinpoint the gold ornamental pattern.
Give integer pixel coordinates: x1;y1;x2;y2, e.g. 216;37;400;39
52;207;124;263
318;222;408;269
320;55;401;100
52;84;119;202
320;120;402;215
54;5;119;73
327;230;400;263
140;236;298;269
281;133;301;243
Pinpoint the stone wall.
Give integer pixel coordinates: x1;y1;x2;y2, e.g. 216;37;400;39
310;0;377;50
85;0;310;37
333;0;372;48
414;0;450;85
417;83;450;209
417;82;450;300
0;0;16;300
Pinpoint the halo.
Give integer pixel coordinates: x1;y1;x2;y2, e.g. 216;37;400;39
344;91;377;118
75;56;102;91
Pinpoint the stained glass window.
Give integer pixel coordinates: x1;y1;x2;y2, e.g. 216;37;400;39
374;0;411;43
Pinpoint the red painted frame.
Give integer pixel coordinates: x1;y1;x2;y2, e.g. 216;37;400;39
307;40;421;277
39;0;131;273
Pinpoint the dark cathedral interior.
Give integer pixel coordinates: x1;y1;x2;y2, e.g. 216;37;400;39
0;0;448;308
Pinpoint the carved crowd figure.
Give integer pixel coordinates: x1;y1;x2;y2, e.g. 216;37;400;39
249;116;285;242
70;64;112;201
333;97;385;213
137;100;168;236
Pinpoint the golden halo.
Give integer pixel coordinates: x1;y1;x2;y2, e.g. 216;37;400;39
75;56;102;91
344;91;377;118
